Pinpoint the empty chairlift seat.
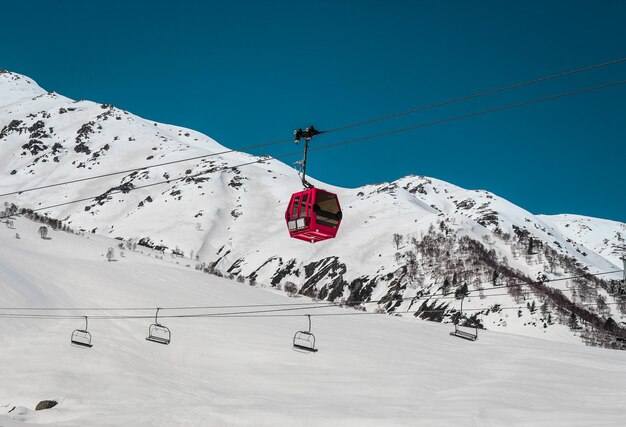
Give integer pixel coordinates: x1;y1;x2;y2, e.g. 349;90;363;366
293;315;318;353
450;322;478;341
146;308;171;345
285;188;342;243
71;316;93;348
449;297;478;341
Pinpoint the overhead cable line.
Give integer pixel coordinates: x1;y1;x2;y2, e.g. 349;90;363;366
19;78;626;214
0;270;621;314
322;56;626;134
176;300;626;318
305;79;626;153
0;140;290;198
0;303;335;320
359;269;624;305
438;269;625;299
0;300;337;312
0;300;623;321
29;158;275;212
2;56;626;199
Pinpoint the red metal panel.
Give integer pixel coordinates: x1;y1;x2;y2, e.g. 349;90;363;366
285;188;342;243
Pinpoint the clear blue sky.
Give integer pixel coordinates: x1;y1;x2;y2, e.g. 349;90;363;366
1;1;625;221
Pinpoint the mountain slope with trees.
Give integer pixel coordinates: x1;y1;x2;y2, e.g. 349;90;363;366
1;69;625;348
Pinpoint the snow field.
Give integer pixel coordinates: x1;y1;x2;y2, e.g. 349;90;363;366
1;218;625;426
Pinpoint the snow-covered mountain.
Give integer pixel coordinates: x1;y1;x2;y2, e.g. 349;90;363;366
1;69;625;348
538;213;626;266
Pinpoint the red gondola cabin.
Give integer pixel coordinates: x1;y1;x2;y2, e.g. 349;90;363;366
285;188;342;243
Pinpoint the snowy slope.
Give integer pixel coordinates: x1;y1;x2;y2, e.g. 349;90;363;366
1;217;626;427
539;213;626;266
1;69;625;347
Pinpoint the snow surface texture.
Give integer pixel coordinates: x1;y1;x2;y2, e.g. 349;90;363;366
1;218;625;427
539;214;626;267
0;69;625;347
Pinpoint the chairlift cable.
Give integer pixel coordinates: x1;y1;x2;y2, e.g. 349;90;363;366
0;300;623;321
0;300;337;311
29;158;274;212
0;303;337;320
0;272;622;323
0;139;291;199
0;291;595;317
304;79;626;154
0;270;621;314
430;269;625;299
322;56;626;135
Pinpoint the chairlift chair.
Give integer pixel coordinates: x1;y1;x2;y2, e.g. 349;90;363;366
293;314;318;352
449;297;478;341
146;308;171;345
71;316;93;348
